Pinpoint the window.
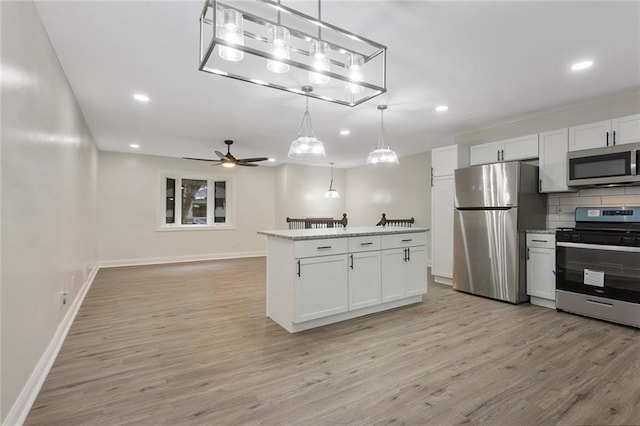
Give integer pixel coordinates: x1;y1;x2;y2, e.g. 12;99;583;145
160;172;233;230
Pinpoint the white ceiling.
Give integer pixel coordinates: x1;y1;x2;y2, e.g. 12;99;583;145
35;1;640;168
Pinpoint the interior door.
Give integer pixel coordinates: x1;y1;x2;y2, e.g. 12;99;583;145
453;207;520;303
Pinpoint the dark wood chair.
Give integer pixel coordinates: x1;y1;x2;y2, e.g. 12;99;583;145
287;213;348;230
376;213;414;227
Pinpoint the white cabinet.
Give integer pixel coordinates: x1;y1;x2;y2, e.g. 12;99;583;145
612;114;640;145
526;232;556;309
348;250;381;310
431;176;455;280
431;144;470;178
568;114;640;151
568;120;612;151
263;228;428;332
381;236;427;302
470;134;539;165
295;254;348;322
539;128;576;193
470;141;502;165
430;145;469;286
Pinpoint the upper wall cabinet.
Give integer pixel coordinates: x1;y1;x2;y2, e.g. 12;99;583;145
568;114;640;151
470;134;539;166
431;144;470;178
538;128;576;193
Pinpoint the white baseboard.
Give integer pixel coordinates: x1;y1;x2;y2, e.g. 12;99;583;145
98;251;266;268
3;265;99;426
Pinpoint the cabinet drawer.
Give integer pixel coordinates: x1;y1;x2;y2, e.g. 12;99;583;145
348;235;381;253
526;233;555;249
381;232;427;249
295;238;348;258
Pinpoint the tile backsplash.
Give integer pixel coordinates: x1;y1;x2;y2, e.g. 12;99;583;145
547;186;640;228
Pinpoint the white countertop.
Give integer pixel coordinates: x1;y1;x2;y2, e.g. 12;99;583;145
258;226;429;240
526;229;557;234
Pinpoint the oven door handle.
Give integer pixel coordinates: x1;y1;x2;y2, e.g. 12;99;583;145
557;242;640;253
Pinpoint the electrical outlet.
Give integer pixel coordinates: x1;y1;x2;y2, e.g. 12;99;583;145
60;291;69;307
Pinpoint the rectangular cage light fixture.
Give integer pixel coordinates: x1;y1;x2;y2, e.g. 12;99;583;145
199;0;387;107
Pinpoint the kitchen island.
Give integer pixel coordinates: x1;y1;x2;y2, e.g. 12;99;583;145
258;226;429;332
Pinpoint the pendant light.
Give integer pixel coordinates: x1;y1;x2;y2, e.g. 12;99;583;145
345;53;364;94
216;8;244;62
308;0;330;85
366;105;399;166
325;162;340;198
288;86;326;159
266;2;290;74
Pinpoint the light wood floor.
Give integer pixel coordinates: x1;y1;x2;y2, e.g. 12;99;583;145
27;257;640;425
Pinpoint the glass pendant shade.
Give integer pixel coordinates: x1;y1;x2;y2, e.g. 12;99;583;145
309;40;330;85
366;148;399;166
288;87;326;159
324;162;340;198
345;53;364;94
267;25;290;73
367;105;399;167
325;188;340;198
217;8;244;62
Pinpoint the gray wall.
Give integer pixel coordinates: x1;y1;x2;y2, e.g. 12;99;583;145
1;1;98;421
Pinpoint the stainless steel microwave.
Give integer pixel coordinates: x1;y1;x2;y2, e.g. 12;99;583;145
567;142;640;187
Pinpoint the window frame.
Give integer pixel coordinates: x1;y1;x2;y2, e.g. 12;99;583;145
158;170;235;231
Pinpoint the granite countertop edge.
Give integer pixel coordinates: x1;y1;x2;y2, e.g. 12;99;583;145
258;227;429;241
526;229;557;234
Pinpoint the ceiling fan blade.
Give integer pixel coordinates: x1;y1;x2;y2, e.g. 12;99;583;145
183;157;221;163
214;150;225;159
237;157;269;162
237;162;259;167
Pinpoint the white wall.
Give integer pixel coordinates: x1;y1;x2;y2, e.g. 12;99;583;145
1;1;98;422
97;152;276;264
346;152;432;254
455;89;640;145
274;163;346;229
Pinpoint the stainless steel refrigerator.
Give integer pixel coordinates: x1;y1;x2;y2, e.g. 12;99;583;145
453;162;547;304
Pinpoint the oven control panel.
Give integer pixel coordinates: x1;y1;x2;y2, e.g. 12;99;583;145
575;206;640;223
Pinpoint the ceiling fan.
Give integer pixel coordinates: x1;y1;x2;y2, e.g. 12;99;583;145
184;140;269;168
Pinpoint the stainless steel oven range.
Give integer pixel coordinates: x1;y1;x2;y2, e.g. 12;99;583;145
556;206;640;328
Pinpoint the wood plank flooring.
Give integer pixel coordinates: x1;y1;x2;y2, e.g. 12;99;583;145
26;257;640;425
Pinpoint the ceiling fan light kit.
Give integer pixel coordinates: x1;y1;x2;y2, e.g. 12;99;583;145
288;86;326;159
367;105;399;167
199;0;387;107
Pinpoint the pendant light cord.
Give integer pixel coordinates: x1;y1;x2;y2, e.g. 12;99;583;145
377;107;386;149
317;0;322;40
297;95;315;138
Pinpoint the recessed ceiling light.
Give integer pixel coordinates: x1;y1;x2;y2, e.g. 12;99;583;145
340;130;350;136
133;93;149;102
268;158;276;162
129;143;140;149
571;61;593;71
435;105;449;112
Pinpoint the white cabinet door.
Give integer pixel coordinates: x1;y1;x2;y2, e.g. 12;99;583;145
568;120;612;151
431;145;469;177
526;247;556;300
381;248;405;302
611;114;640;146
470;141;502;165
294;254;348;322
539;128;575;193
405;245;428;296
349;251;381;310
431;176;455;280
503;134;539;161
